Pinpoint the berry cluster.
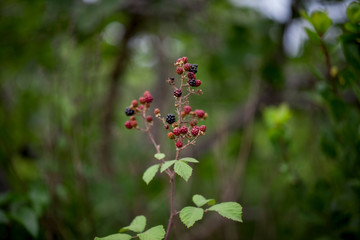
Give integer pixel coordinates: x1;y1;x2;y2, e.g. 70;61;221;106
124;56;207;151
124;91;154;130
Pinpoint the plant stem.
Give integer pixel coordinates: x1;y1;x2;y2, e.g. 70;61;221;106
320;39;337;93
164;173;175;240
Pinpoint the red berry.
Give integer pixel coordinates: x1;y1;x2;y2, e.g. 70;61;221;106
199;125;206;132
154;108;160;115
139;97;146;104
191;126;199;136
174;89;182;97
195;109;205;118
195;80;202;87
184;63;191;71
173;127;181;136
182;57;188;63
190;119;197;126
168;132;175;139
131;100;138;107
130;116;136;121
146;115;153;122
130;120;138;127
176;141;183;148
176;67;184;75
187;72;195;79
138;105;144;110
180;126;188;134
143;91;151;96
184;105;192;114
125;121;132;129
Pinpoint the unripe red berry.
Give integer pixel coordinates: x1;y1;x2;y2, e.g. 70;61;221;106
139;97;146;104
168;132;175;139
180;126;188;134
130;116;136;121
181;111;186;118
195;79;202;87
182;57;188;63
144;91;151;96
130;120;138;127
131;100;138;107
191;126;199;136
174;89;182;97
125;121;132;129
154;108;160;115
184;63;191;71
184;105;192;114
145;95;153;103
199;125;206;132
173;127;181;136
138;105;144;110
146;115;153;122
195;109;205;118
190;119;198;127
187;72;195;79
176;67;184;75
176;141;183;148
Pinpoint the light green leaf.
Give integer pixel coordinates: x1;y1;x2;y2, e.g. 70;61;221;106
10;207;38;238
310;11;332;36
160;160;176;173
174;161;192;182
94;233;132;240
207;202;243;222
304;28;321;44
154;153;165;160
347;2;360;24
120;215;146;233
137;225;165;240
192;194;216;207
180;157;199;163
142;164;160;185
179;206;204;228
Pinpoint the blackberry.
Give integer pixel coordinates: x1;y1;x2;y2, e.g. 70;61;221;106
189;64;198;74
125;107;135;116
174;89;182;97
166;114;176;124
188;78;196;87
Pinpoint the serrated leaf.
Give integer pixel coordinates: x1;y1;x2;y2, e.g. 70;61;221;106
137;225;165;240
94;233;132;240
180;157;199;163
207;202;243;222
10;207;38;238
179;206;204;228
160;160;176;173
142;164;160;185
154;153;165;160
192;194;216;207
174;161;192;182
120;215;146;233
310;11;332;36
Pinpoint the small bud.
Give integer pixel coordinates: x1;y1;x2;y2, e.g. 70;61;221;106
203;113;208;120
130;116;136;121
146;115;153;122
168;132;175;139
181;111;186;118
154;108;160;115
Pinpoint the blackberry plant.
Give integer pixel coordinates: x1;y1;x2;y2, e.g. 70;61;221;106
95;57;243;240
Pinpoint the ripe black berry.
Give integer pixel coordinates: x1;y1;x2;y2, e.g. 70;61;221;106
189;64;198;74
174;89;182;97
166;114;176;124
125;107;135;116
188;78;196;87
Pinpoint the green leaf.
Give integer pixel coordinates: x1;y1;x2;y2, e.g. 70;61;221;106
0;210;9;224
179;206;204;228
174;161;192;182
154;153;165;160
94;233;132;240
137;225;165;240
160;160;176;173
180;157;199;163
142;164;160;185
207;202;243;222
10;207;38;238
192;194;216;207
120;215;146;233
304;28;321;44
347;2;360;24
310;11;332;37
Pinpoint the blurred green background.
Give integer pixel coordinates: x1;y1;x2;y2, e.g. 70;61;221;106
0;0;359;239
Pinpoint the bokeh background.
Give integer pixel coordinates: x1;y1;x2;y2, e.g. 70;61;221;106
0;0;359;239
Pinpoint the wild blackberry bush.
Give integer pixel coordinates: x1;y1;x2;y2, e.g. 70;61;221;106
95;57;243;240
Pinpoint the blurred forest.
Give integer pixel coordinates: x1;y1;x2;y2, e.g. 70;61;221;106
0;0;360;239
